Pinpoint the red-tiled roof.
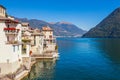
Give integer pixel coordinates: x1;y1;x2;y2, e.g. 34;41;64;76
42;26;53;31
0;18;19;23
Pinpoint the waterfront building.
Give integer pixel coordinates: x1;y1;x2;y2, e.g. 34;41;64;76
21;23;31;57
42;26;56;52
31;28;44;55
21;23;32;70
0;5;22;76
0;5;58;79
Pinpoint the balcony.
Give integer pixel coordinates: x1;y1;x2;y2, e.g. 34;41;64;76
22;39;31;44
43;41;56;46
44;37;56;41
4;27;20;35
6;41;21;45
44;37;56;44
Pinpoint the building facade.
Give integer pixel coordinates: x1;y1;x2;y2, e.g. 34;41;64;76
0;5;6;17
0;5;58;77
42;26;56;52
31;28;44;55
0;5;22;76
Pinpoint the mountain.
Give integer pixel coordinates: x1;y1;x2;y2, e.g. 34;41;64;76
82;7;120;38
15;18;86;37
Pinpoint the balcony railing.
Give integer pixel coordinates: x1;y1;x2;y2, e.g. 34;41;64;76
5;41;21;45
22;39;31;44
43;42;56;45
44;37;56;45
4;27;20;35
44;37;56;40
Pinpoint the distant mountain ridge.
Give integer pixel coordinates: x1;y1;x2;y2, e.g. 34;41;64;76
15;17;86;37
82;7;120;38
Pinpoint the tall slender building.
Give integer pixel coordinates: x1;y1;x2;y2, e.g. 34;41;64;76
0;5;22;76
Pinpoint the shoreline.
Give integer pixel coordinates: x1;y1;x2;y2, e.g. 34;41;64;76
14;59;36;80
19;53;59;80
0;54;59;80
20;57;58;80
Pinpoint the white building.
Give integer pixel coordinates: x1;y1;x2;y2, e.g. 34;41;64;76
31;28;44;55
0;5;22;76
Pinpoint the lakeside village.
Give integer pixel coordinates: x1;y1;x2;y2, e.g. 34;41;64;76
0;5;59;80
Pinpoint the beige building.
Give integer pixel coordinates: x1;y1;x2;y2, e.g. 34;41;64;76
42;26;56;52
0;5;6;17
22;30;31;57
21;24;44;55
21;23;33;70
21;23;32;57
31;28;44;55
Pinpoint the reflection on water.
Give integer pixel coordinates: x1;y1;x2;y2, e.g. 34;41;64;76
23;58;57;80
94;39;120;63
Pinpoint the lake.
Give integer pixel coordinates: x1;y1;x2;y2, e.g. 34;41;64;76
23;38;120;80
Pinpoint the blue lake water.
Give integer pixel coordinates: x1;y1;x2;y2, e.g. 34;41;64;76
23;38;120;80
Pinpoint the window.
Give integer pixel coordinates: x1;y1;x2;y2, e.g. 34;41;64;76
22;44;26;54
50;31;52;34
13;46;15;52
7;25;9;28
7;36;9;41
3;10;5;14
49;35;52;38
1;9;3;14
44;36;46;38
7;59;9;64
0;8;1;13
18;46;19;51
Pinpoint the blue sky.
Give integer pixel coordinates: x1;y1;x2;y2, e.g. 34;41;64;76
0;0;120;30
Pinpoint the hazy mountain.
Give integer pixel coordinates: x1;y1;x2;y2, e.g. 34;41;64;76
15;18;86;37
82;7;120;38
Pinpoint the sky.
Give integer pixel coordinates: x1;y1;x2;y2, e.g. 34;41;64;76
0;0;120;30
